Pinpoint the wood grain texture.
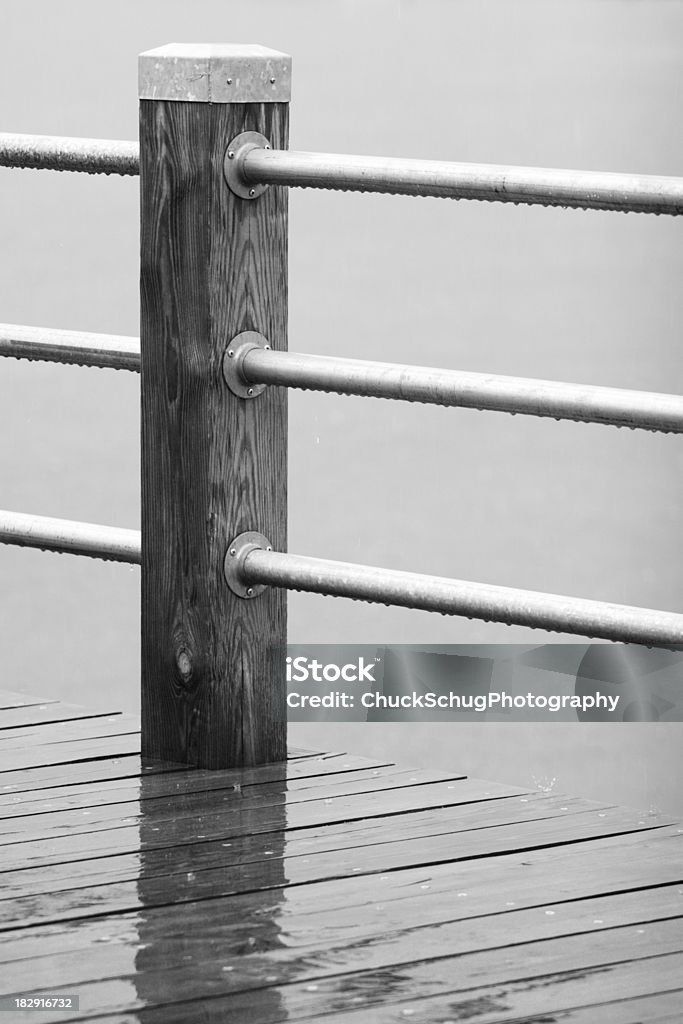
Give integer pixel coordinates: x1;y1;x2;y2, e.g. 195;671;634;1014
1;697;680;1023
140;96;288;768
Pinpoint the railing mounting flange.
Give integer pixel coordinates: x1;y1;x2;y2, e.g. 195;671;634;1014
224;531;273;598
224;131;271;199
222;332;270;398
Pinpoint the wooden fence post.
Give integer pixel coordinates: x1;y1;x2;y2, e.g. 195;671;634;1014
138;44;290;769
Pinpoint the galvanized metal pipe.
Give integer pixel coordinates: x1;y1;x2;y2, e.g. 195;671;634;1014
4;131;681;215
0;133;139;176
241;348;683;434
243;148;683;215
242;548;683;646
0;324;140;372
0;511;141;564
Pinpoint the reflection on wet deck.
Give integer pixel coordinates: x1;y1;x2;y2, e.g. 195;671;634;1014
1;689;682;1022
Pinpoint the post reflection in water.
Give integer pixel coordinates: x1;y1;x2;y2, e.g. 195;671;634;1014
131;765;289;1022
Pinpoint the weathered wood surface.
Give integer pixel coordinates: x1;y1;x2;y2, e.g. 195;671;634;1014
0;692;681;1023
140;61;289;769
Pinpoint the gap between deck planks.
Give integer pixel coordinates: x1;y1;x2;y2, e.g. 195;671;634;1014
0;689;681;1024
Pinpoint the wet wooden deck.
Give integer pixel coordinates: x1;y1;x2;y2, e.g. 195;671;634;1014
0;688;681;1023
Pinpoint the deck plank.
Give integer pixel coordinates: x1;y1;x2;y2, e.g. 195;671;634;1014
0;703;123;730
0;798;672;905
4;928;682;1022
0;695;680;1024
0;753;397;814
0;689;58;709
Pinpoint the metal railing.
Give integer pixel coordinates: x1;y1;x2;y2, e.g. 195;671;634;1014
0;324;140;371
4;325;683;434
1;134;682;640
1;43;682;764
4;130;683;215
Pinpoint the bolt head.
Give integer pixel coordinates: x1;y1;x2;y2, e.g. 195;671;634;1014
246;588;254;596
266;546;273;552
230;548;237;556
227;350;234;358
226;78;232;85
247;388;254;396
264;345;270;350
264;144;271;150
227;151;235;160
249;188;256;198
270;77;276;84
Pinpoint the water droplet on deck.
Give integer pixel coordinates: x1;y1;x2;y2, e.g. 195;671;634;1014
306;984;319;992
545;910;555;916
420;884;430;889
593;919;603;924
505;901;515;907
457;892;467;898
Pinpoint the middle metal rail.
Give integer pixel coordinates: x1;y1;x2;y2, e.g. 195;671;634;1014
236;545;683;647
3;324;681;433
233;345;683;434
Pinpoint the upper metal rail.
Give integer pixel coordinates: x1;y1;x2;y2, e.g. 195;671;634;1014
0;133;138;176
0;511;141;564
240;147;683;215
236;346;683;434
0;324;140;372
3;131;683;216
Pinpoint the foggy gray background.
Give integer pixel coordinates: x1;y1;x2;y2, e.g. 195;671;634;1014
1;0;681;813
